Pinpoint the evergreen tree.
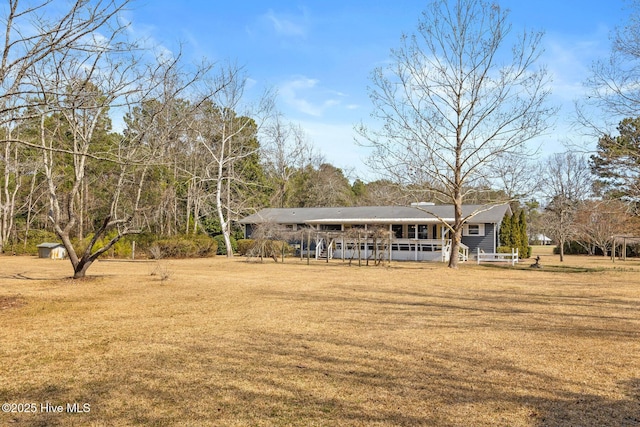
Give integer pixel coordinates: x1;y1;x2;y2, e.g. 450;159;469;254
499;210;531;258
590;117;640;200
510;213;521;251
500;214;513;248
518;210;531;258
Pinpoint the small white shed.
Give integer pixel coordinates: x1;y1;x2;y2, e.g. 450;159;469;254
37;243;67;260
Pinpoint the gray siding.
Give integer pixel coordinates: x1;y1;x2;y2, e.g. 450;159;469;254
461;223;496;255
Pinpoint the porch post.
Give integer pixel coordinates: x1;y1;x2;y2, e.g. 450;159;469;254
415;223;418;261
364;228;368;261
306;230;311;265
387;224;392;263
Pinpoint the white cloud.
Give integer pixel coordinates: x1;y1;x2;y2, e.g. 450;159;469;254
279;76;345;117
263;9;308;38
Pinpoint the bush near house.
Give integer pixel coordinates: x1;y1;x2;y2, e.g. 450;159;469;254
236;239;254;256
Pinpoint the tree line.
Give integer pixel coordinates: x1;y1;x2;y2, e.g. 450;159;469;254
0;0;432;277
3;0;640;277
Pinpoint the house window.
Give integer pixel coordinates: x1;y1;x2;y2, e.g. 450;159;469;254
391;225;403;238
408;225;416;238
321;224;342;231
464;224;485;236
417;225;429;239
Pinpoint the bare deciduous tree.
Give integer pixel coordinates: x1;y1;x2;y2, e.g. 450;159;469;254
0;0;130;121
573;199;637;256
0;0;131;254
33;42;150;278
261;115;318;208
539;152;592;262
195;65;274;257
357;0;556;268
582;1;640;123
16;3;208;278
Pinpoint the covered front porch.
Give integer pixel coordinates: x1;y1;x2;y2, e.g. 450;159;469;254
306;225;469;263
239;204;508;263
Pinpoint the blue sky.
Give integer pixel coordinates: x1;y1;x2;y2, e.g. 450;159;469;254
128;0;630;179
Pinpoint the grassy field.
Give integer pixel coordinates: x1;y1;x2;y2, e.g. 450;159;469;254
0;250;639;426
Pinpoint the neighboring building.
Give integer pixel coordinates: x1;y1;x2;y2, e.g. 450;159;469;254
239;204;511;263
37;243;67;260
530;234;552;245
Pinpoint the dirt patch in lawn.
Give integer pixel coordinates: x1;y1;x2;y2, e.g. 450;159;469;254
0;294;26;310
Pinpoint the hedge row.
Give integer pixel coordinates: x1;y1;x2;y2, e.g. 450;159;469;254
6;231;300;260
149;235;218;259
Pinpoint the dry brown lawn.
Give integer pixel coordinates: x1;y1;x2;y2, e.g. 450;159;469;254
0;250;639;426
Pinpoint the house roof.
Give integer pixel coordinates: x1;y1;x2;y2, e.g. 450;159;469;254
239;204;511;225
532;234;552;242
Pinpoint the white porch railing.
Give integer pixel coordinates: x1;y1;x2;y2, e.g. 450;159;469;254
335;238;452;262
441;242;469;262
315;238;324;259
476;248;519;266
459;243;469;262
315;237;334;260
313;236;472;263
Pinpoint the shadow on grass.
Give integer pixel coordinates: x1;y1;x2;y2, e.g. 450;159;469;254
531;379;640;427
1;332;638;426
477;262;611;273
263;284;640;341
1;273;639;426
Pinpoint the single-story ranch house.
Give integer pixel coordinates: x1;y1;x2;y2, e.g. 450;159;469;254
36;242;67;260
239;203;512;263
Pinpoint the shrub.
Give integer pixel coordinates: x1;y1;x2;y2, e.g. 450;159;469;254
213;234;238;255
81;230;134;259
128;232;156;256
553;241;588;255
109;235;133;258
237;239;254;256
149;235;218;259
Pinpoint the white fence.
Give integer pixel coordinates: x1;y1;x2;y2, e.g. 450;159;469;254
476;248;519;266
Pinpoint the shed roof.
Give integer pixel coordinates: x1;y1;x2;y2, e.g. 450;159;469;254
37;242;65;249
239;204;511;225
